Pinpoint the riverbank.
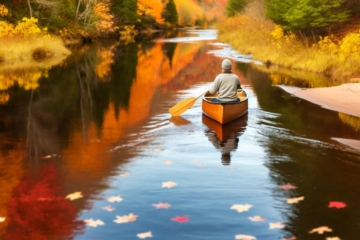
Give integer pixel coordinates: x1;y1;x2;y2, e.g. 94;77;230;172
277;83;360;118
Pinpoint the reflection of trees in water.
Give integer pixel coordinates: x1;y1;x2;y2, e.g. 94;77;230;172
245;64;360;238
203;114;247;165
3;163;85;240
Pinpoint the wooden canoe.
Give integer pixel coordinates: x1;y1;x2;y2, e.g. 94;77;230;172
202;88;248;124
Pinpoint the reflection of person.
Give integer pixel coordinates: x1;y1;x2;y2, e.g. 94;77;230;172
208;59;241;103
207;131;239;165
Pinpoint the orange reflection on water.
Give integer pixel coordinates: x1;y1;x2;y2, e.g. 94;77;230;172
0;142;24;236
61;41;202;180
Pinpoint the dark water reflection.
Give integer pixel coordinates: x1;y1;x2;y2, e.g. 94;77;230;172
0;30;360;239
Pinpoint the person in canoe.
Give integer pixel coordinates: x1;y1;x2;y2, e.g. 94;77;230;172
208;59;241;103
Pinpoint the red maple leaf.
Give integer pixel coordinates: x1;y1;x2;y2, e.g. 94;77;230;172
171;215;189;223
329;201;347;209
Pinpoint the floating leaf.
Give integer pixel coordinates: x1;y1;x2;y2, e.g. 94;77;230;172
309;226;333;234
102;205;115;212
41;155;52;159
107;196;123;202
235;234;256;240
164;160;172;165
114;213;137;224
192;160;205;167
0;217;5;222
282;237;296;240
269;222;285;229
154;148;163;152
162;181;177;188
65;192;83;201
248;216;266;222
84;218;104;227
279;183;297;190
230;204;252;213
152;202;171;209
287;196;304;204
326;237;341;240
329;201;346;209
171;215;189;223
137;231;153;239
120;172;129;177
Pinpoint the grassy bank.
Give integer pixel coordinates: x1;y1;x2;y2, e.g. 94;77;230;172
0;36;70;68
216;1;360;83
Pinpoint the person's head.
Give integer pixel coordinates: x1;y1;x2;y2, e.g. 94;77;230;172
221;59;232;73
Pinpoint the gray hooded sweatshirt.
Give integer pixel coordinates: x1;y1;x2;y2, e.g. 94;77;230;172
208;73;241;101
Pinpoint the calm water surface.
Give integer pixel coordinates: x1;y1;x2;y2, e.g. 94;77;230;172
1;30;360;240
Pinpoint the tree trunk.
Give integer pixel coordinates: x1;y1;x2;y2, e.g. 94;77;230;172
27;0;33;17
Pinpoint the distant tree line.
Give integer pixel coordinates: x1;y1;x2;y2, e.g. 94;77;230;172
226;0;360;36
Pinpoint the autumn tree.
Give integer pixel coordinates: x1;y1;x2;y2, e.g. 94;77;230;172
112;0;138;24
265;0;351;32
226;0;249;17
162;0;178;24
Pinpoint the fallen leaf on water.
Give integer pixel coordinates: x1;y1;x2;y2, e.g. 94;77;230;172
120;172;129;177
269;222;285;229
171;215;189;223
230;204;252;213
41;155;52;159
154;148;163;152
326;237;341;240
84;218;104;227
282;237;296;240
0;217;5;222
102;205;115;212
137;231;153;239
309;226;333;234
164;160;172;165
279;183;297;190
66;192;83;201
235;234;256;240
287;196;304;204
162;181;177;188
188;130;194;132
248;216;266;222
329;201;346;209
108;196;123;202
114;213;137;224
152;202;171;209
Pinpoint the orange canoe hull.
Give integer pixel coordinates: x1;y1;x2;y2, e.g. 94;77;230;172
202;89;248;124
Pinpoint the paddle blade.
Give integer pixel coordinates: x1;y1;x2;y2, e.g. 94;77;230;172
169;97;196;116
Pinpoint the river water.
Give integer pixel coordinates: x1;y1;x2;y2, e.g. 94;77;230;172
1;30;360;240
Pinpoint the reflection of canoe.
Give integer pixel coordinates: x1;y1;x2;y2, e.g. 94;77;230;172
202;88;248;124
202;113;248;165
202;113;248;142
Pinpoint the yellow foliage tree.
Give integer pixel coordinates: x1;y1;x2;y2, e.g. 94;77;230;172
94;1;117;34
137;0;164;24
0;17;49;38
174;0;203;26
0;4;9;17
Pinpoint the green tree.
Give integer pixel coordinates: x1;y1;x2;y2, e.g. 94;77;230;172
226;0;248;17
112;0;138;24
266;0;350;31
162;0;178;24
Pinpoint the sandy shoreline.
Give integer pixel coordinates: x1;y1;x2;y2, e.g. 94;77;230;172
277;83;360;151
277;83;360;118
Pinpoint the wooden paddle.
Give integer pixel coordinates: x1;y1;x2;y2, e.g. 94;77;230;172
169;91;207;116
